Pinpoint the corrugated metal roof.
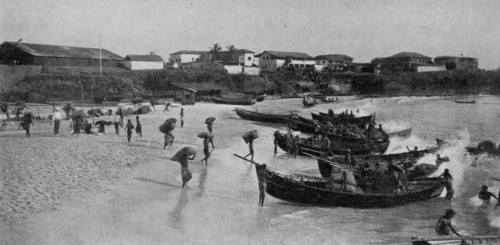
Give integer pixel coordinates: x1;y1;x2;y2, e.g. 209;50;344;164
125;55;164;62
3;41;123;60
170;50;208;55
171;82;227;91
315;54;353;61
386;52;431;59
255;51;313;60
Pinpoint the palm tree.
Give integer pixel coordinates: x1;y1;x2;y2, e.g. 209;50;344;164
226;45;238;64
209;43;222;62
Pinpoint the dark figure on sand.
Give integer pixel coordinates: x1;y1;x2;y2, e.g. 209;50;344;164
124;119;134;145
180;108;184;128
135;115;142;137
256;164;267;206
201;136;211;165
181;154;196;187
71;120;82;137
438;169;455;201
207;122;213;133
114;121;121;135
21;113;34;137
435;208;462;237
164;131;175;149
52;107;62;135
244;138;255;161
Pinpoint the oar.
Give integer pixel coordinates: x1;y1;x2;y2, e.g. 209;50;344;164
491;177;500;182
302;152;353;170
233;154;262;166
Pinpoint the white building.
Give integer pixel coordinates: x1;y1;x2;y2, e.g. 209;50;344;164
124;55;164;70
168;50;208;68
255;51;314;71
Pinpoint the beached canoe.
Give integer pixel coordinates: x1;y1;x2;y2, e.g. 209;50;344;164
235;155;445;208
234;107;290;124
311;112;375;125
274;131;390;156
212;97;256;106
411;236;500;245
454;100;475;104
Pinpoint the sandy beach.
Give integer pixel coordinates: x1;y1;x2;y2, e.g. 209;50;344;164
0;101;299;244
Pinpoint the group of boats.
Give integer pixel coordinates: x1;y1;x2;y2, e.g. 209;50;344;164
234;107;447;208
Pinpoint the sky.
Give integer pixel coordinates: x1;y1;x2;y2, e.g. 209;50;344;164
1;0;499;69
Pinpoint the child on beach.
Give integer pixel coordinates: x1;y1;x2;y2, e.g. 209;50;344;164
200;135;211;165
124;119;134;145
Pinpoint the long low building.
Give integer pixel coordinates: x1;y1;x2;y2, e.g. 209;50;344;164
255;51;314;71
0;41;123;67
124;55;164;70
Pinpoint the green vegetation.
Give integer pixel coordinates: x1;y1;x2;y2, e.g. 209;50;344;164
4;68;500;103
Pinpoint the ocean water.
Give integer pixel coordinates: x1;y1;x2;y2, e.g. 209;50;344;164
225;95;500;244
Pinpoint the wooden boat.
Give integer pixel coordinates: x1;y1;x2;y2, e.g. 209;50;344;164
274;132;390;156
411;236;500;245
324;144;440;166
281;93;302;99
311;112;375;125
234;107;290;124
212;97;256;106
234;155;445;208
387;127;412;138
454;100;475;104
316;155;439;179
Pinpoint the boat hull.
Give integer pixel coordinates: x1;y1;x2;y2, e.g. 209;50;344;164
212;97;256;105
265;168;445;208
234;107;289;124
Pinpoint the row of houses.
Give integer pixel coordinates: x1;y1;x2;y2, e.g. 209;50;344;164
0;41;479;75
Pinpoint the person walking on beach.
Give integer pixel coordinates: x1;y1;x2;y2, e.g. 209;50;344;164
164;130;175;149
163;102;171;113
21;113;34;137
113;116;121;135
71;119;82;137
438;169;455;201
135;115;142;138
245;137;255;161
180;107;184;128
180;153;196;188
256;163;267;206
200;135;211;165
207;122;213;133
124;119;134;145
435;209;462;237
273;130;280;154
52;107;62;135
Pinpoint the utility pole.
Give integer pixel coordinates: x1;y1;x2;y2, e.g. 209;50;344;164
99;33;102;75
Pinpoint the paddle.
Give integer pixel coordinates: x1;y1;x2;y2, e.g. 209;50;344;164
233;154;262;166
491;177;500;182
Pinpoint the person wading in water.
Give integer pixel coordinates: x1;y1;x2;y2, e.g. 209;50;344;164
435;208;462;237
